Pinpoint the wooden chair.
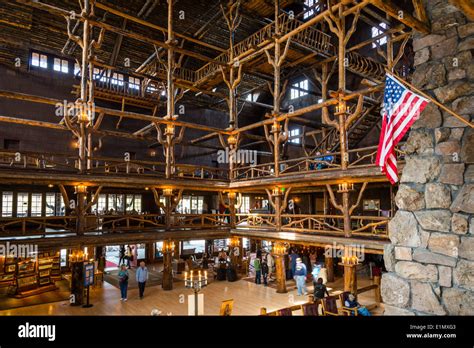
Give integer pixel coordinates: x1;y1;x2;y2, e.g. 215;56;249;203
277;308;293;316
321;296;339;316
339;291;358;316
301;299;321;316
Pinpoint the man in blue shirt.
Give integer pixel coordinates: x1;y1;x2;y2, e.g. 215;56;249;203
136;261;149;299
294;258;308;296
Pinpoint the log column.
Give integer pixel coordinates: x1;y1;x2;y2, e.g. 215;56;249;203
273;242;287;294
341;250;358;296
325;255;335;283
162;239;174;290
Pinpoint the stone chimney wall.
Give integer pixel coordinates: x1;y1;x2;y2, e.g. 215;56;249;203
381;0;474;315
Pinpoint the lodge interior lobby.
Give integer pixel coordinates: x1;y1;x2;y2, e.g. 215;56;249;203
0;0;472;317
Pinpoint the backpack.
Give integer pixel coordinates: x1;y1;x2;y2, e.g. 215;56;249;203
262;262;269;274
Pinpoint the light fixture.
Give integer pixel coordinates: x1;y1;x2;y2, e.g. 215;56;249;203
165;123;175;136
48;184;54;188
75;184;87;194
229;237;240;247
337;182;354;193
163;188;173;196
162;239;175;253
271;121;280;133
145;187;150;191
227;191;237;200
272;187;282;196
227;134;237;146
273;242;287;255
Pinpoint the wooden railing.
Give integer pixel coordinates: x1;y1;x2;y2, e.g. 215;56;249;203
194;13;332;84
172;214;231;228
232;144;406;181
0;216;77;236
0;150;78;172
92;214;165;232
236;213;277;229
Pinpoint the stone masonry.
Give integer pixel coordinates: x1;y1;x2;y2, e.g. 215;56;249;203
382;0;474;315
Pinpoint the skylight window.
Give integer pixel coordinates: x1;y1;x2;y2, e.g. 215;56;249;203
290;79;309;100
31;52;48;69
372;22;387;48
53;58;69;73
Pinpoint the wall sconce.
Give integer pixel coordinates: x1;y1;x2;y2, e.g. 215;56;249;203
229;237;240;247
75;184;88;194
163;188;173;196
337;182;354;193
162;240;175;253
271;121;280;133
165;123;175;136
76;101;91;123
335;103;349;114
272;187;282;196
227;191;237;200
227;134;237;146
273;242;287;255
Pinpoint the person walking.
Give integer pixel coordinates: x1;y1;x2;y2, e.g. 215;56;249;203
254;256;262;284
266;252;275;281
294;258;308;296
125;245;132;269
136;261;149;299
313;277;330;300
118;264;129;301
261;259;269;286
118;245;125;267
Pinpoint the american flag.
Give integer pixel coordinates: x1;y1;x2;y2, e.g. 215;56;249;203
376;73;429;184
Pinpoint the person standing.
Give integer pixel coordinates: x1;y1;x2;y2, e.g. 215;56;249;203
136;261;149;299
266;252;275;281
261;259;269;286
125;245;132;269
118;245;125;267
313;277;330;300
294;258;308;296
289;249;299;278
118;264;129;301
254;257;262;284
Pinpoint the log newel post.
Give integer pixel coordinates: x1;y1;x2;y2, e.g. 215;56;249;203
162;239;174;290
272;242;287;294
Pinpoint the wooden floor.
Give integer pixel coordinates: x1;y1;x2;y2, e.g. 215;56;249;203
0;269;383;316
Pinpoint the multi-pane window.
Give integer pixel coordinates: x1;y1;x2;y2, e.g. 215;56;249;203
177;196;204;214
182;240;205;253
17;193;29;217
290;79;309;100
53;58;69;73
129;77;140;90
303;0;321;19
111;72;124;86
45;193;65;216
93;68;108;82
31;193;43;217
372;23;388;48
126;194;142;213
31;52;48;69
1;192;13;217
96;194;107;214
239;196;250;213
107;194;124;213
289;128;300;144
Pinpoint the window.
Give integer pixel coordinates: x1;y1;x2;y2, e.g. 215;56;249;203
290;79;308;100
93;68;107;82
372;22;387;48
2;192;13;217
245;93;259;102
177;195;204;214
53;58;69;73
31;52;48;69
303;0;321;19
17;193;29;217
129;77;140;90
111;72;124;86
182;240;205;253
60;249;67;267
96;194;107;214
289;128;301;144
31;193;42;217
239;196;250;213
74;63;81;76
126;194;142;213
46;193;65;216
146;84;158;94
